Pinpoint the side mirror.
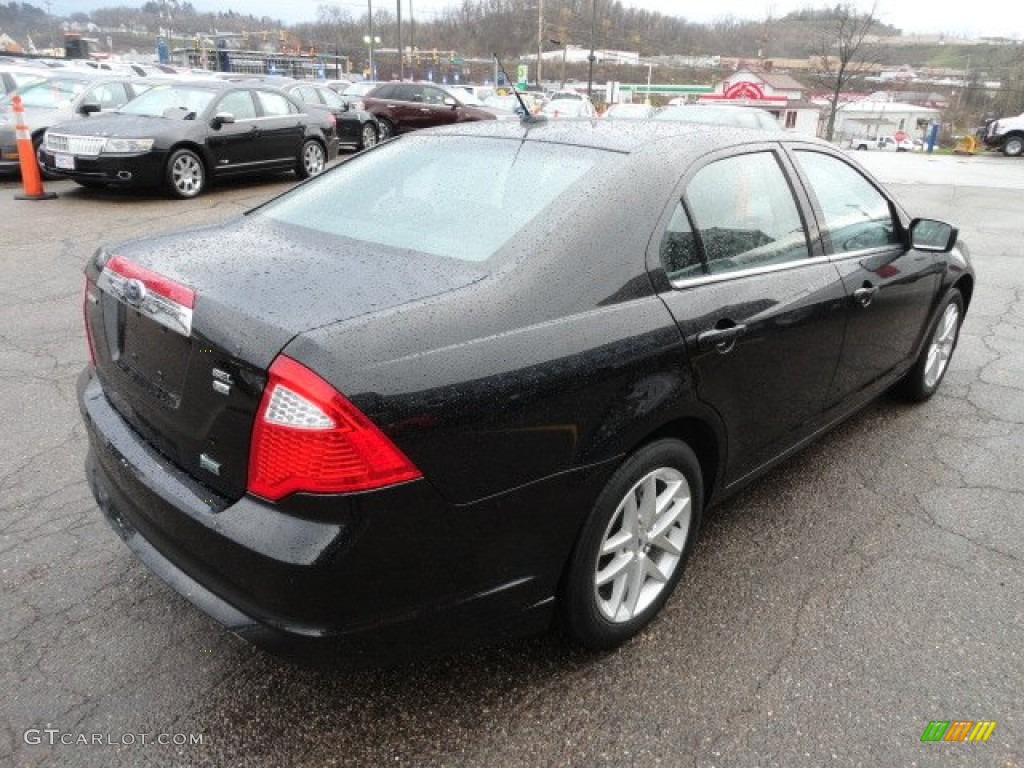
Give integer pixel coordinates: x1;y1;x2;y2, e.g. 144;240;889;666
909;218;958;253
79;102;101;115
210;111;235;128
443;96;458;109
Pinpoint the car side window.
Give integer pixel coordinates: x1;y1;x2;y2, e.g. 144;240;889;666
216;90;257;119
392;84;421;102
256;90;298;117
658;203;704;280
318;87;345;108
794;150;900;254
422;87;448;105
293;85;318;104
86;82;129;109
667;151;810;278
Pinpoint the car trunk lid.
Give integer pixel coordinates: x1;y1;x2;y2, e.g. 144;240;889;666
84;217;486;502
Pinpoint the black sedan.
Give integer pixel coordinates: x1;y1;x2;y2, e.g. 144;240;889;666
276;80;379;151
40;80;339;198
77;120;974;661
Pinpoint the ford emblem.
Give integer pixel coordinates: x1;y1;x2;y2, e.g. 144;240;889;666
124;278;147;306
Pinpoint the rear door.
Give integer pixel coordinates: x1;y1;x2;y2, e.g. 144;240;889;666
653;145;848;485
788;149;940;406
253;88;306;164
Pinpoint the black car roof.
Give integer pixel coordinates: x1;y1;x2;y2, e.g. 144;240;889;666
420;118;831;156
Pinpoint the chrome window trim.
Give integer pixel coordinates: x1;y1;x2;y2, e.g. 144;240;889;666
666;253;833;289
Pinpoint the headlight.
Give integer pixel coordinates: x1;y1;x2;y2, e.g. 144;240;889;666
103;138;155;153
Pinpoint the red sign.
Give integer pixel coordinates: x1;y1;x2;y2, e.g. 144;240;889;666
894;130;907;142
723;81;765;100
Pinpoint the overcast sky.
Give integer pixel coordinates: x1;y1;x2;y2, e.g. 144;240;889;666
50;0;1021;40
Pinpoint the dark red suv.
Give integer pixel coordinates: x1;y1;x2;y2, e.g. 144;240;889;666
362;82;497;139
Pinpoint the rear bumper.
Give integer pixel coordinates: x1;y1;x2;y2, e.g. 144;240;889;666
79;367;601;662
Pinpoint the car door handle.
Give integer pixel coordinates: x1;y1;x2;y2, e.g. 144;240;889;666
853;285;879;307
420;108;430;112
696;324;747;352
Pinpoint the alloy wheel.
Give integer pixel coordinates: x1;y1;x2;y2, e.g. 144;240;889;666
923;302;960;389
593;467;692;623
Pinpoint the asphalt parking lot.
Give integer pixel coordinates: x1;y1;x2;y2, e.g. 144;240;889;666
1;151;1022;767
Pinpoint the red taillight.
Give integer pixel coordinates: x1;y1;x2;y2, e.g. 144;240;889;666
106;255;195;308
247;355;422;501
83;277;97;366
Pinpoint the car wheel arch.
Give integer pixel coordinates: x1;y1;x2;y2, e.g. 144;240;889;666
631;416;722;508
581;410;723;514
166;141;210;170
953;273;974;312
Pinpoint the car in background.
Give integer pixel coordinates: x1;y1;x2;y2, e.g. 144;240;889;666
849;135;915;152
76;119;973;661
878;135;915;151
653;104;781;130
40;79;338;197
455;84;495;102
540;97;596;119
276;80;379;151
603;102;656;120
323;78;353;93
0;71;154;177
341;81;380;100
484;91;546;114
0;63;47;97
361;81;497;139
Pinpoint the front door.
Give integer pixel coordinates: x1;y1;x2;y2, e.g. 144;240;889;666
789;149;941;406
206;89;261;172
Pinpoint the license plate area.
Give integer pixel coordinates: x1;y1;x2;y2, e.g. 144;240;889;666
120;308;191;402
55;153;75;170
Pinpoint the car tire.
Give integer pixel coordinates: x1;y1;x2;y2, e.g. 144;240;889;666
559;438;704;650
360;122;378;150
165;149;205;199
895;289;964;402
296;139;326;179
377;118;395;140
1002;135;1024;157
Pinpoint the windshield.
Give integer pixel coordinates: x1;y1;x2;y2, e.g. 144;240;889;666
258;135;606;262
14;78;89;109
119;85;215;118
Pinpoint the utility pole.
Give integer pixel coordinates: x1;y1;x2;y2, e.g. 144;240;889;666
587;0;597;99
536;0;543;88
367;0;375;78
550;36;567;89
396;0;404;80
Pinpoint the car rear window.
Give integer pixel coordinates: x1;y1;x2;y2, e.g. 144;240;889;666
257;135;606;262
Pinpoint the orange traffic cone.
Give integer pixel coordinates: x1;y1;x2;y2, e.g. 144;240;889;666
12;93;57;201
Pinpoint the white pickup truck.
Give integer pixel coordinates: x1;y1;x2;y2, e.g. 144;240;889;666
981;113;1024;156
849;136;914;151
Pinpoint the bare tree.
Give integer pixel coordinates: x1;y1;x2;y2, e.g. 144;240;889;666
809;3;883;141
